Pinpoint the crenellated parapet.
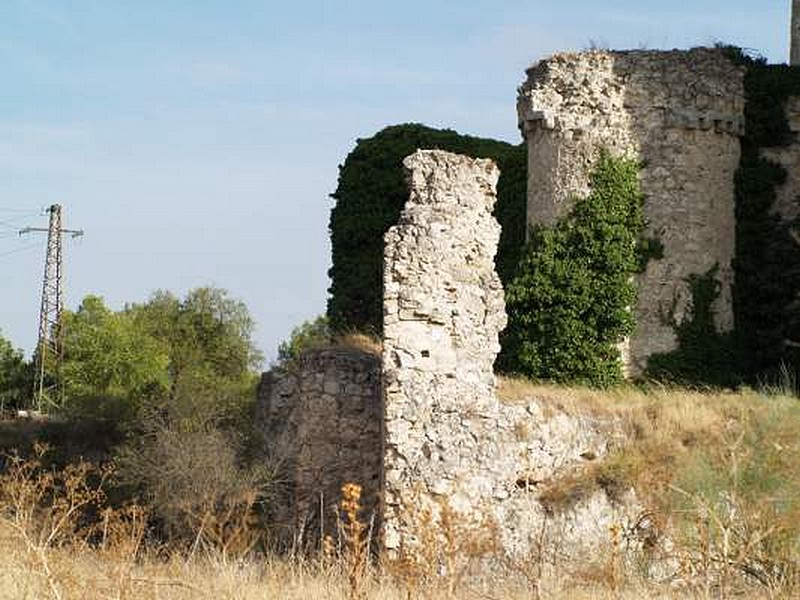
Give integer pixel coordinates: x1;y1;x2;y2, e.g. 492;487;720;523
517;48;745;375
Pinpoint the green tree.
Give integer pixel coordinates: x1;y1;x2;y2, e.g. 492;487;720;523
498;151;645;386
132;288;261;381
277;315;331;363
0;331;32;411
62;295;169;409
112;288;268;538
59;287;262;425
128;287;263;423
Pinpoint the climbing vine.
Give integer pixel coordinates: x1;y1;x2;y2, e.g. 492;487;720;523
724;47;800;385
646;266;738;387
327;123;526;335
497;150;646;387
646;47;800;388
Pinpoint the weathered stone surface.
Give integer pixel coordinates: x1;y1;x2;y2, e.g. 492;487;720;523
517;48;745;375
257;349;382;547
382;150;507;548
380;150;642;559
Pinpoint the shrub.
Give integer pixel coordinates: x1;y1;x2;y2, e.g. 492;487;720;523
327;123;526;335
114;411;271;551
498;150;645;386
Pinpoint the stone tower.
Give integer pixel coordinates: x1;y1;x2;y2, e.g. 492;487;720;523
793;0;800;65
517;49;745;376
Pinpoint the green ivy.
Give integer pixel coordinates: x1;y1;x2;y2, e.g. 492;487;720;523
643;46;800;387
646;267;738;387
497;151;645;387
327;123;526;335
725;49;800;384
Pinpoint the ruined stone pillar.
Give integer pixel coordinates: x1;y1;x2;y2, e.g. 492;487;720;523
792;0;800;66
381;150;507;550
517;49;745;375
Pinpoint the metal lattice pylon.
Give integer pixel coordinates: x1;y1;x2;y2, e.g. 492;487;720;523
20;204;83;413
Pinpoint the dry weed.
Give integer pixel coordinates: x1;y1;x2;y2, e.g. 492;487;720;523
384;493;499;599
340;482;369;599
0;443;146;599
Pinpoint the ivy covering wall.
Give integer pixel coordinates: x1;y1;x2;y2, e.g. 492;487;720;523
327;123;526;334
708;47;800;382
497;151;645;387
648;48;800;387
646;266;738;387
733;56;800;385
327;54;800;388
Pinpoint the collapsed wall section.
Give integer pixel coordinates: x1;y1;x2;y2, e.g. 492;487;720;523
383;150;506;548
259;150;649;562
517;49;745;374
382;149;508;548
258;349;382;546
381;149;644;558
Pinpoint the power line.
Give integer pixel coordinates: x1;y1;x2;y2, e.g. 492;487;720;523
0;242;41;259
0;207;42;214
0;230;30;241
0;214;41;230
19;205;84;413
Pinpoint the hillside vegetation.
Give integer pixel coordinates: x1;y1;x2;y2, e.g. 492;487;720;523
0;383;798;599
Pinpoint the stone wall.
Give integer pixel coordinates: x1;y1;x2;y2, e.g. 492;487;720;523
517;49;745;375
380;150;641;558
381;149;507;549
258;150;648;563
258;349;382;546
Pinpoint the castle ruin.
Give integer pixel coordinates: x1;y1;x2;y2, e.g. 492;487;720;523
261;26;800;559
263;150;644;559
517;49;744;374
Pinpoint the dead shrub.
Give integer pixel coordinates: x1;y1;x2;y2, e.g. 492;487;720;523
0;443;146;599
114;416;272;558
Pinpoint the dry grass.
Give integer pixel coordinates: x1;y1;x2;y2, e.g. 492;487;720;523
498;377;800;506
330;332;382;356
2;534;797;600
500;377;800;596
2;383;800;598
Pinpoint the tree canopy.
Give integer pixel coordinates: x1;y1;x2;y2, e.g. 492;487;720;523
60;287;262;425
0;331;31;410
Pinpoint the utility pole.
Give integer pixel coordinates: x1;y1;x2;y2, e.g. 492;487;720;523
19;205;84;413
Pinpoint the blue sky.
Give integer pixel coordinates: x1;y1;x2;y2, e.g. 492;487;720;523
0;0;790;363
